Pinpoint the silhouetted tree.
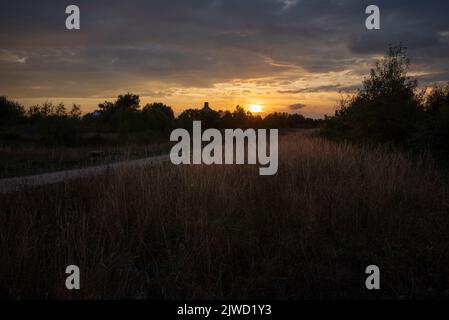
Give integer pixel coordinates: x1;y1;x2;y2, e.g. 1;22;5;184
416;83;449;160
177;107;220;129
0;96;25;126
323;44;425;145
69;104;82;119
142;102;175;131
97;93;141;136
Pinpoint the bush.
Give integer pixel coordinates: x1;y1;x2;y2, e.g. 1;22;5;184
0;96;25;126
322;45;425;146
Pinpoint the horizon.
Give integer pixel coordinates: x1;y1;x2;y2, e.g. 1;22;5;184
9;96;327;119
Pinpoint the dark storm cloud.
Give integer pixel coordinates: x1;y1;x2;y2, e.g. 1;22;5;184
1;0;449;98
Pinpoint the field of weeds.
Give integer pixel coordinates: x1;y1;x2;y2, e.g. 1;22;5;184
1;132;449;299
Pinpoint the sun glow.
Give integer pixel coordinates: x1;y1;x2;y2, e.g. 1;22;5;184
249;104;263;113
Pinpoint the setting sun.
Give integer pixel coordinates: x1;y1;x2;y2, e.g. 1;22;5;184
249;104;263;113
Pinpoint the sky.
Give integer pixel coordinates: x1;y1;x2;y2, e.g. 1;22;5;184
1;0;449;118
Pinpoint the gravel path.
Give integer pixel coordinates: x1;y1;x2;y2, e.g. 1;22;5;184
0;154;170;194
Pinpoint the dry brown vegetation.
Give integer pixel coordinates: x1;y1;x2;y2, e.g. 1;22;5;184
1;132;449;299
0;142;172;179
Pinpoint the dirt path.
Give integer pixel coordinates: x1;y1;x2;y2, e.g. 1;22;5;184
0;154;170;194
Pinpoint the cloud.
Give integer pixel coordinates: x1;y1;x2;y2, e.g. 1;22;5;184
0;0;448;107
279;84;360;94
289;103;306;110
0;50;27;64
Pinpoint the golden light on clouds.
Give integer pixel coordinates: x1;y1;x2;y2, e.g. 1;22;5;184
11;58;369;119
3;1;447;122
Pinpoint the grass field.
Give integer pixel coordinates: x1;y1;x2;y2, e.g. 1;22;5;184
0;142;172;179
1;132;449;299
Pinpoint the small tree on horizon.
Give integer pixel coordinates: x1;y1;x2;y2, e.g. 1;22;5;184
142;102;175;132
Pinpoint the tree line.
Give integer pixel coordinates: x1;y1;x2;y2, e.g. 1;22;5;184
0;94;319;146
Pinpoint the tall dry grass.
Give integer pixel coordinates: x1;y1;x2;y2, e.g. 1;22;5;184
0;142;171;178
1;133;449;299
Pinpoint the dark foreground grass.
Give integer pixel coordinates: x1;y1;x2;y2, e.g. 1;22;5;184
1;133;449;299
0;142;172;179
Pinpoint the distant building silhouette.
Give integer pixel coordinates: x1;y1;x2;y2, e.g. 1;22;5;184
202;102;213;113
